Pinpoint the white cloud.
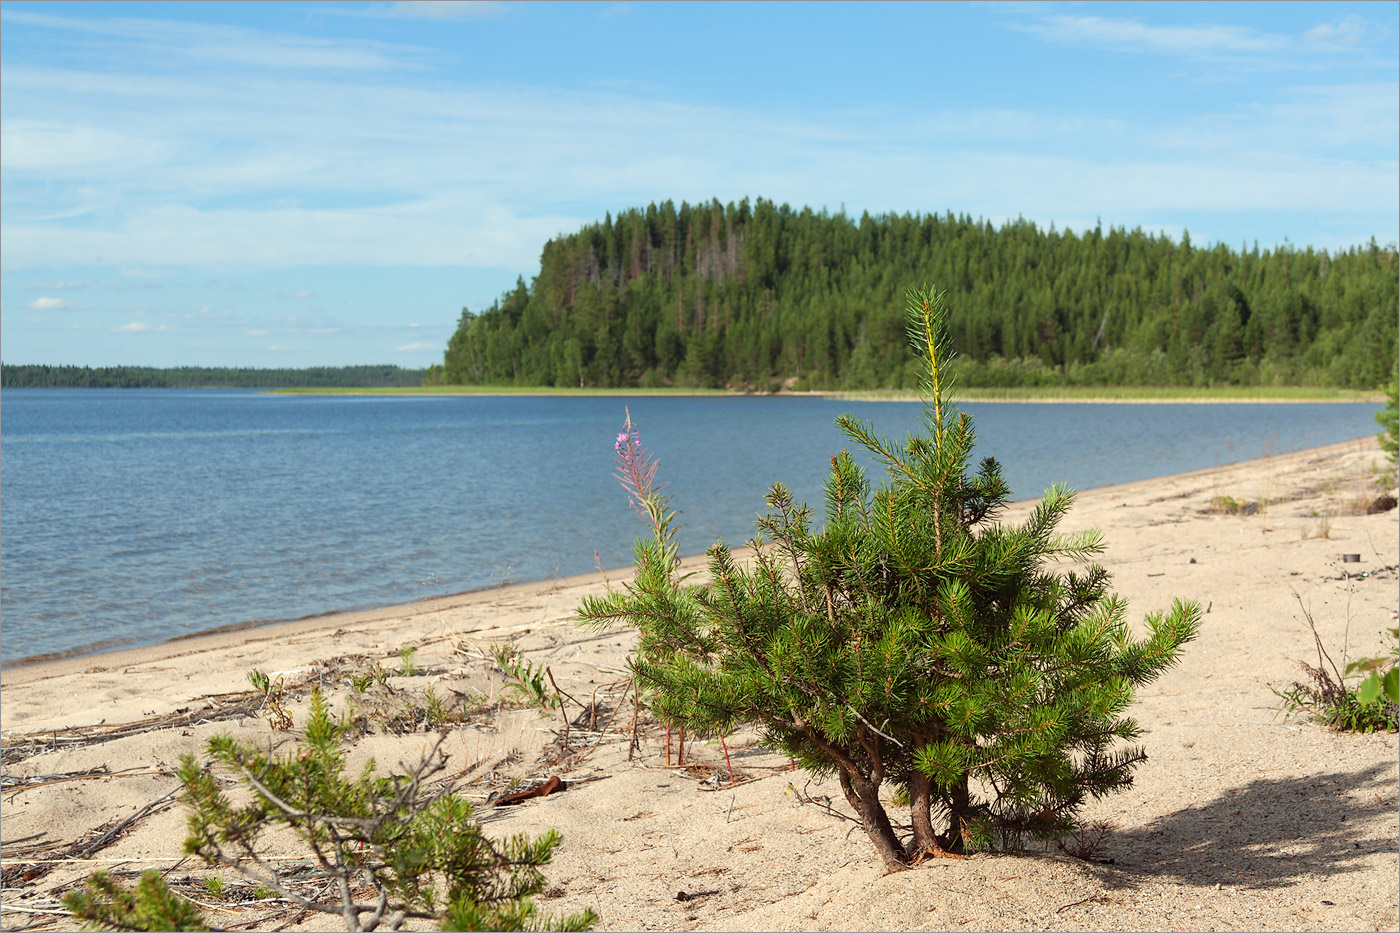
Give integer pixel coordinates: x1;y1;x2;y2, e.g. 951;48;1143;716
379;1;509;20
396;341;436;351
1305;16;1367;47
29;296;69;310
268;344;287;351
1;120;173;172
116;321;149;331
2;198;583;270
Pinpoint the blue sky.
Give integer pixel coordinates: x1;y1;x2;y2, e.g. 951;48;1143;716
2;1;1396;368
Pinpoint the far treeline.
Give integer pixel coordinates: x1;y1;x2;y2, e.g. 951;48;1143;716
1;364;428;389
430;198;1399;391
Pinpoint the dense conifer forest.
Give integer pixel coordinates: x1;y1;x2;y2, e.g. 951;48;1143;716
1;365;428;389
431;198;1398;391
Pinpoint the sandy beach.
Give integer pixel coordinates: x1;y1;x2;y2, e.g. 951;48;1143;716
2;436;1396;932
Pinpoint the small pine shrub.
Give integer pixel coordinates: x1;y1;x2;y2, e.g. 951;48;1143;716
68;689;594;932
65;871;209;931
581;285;1201;870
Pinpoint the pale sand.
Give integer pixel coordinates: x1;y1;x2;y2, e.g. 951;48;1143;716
2;437;1396;932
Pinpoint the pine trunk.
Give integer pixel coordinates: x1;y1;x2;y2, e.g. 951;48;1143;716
838;768;906;872
941;775;973;854
906;770;953;859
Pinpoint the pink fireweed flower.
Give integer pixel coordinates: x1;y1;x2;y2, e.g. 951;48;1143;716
613;408;666;530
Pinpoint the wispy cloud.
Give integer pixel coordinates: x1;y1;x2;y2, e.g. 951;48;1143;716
29;296;69;310
376;1;509;21
396;341;437;351
114;320;171;332
0;8;425;71
1304;15;1367;47
1009;8;1394;69
2;120;173;173
281;290;315;300
1015;13;1287;57
24;281;87;292
1;4;1394;283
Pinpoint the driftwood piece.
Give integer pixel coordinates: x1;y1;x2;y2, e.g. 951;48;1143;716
490;775;566;807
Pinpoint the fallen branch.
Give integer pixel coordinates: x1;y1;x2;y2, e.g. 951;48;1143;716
491;776;567;807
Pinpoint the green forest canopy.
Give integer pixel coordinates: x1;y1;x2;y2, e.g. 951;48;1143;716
431;198;1398;391
1;365;428;389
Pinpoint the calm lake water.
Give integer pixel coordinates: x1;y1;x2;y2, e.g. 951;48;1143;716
0;389;1382;664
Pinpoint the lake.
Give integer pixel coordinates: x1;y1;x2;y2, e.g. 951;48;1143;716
0;389;1382;665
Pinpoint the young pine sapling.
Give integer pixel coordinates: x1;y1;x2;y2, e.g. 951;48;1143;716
580;285;1201;871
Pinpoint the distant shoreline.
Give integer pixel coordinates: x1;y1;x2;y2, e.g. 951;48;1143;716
268;384;1384;404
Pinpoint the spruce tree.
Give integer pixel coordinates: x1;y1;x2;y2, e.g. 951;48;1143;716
580;285;1201;871
1377;371;1398;464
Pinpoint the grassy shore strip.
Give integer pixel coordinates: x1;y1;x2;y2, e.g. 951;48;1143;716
839;385;1385;404
270;385;741;396
273;384;1383;403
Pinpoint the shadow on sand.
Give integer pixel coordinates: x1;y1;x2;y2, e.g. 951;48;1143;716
1097;761;1397;891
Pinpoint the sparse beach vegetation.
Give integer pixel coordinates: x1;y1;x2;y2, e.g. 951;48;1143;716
1274;592;1398;734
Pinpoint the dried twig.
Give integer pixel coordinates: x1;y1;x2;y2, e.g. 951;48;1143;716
2;766;177;797
788;780;860;825
1292;587;1344;686
1056;893;1108;914
74;786;184;860
849;708;905;748
544;668;571;753
591;680;633;751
